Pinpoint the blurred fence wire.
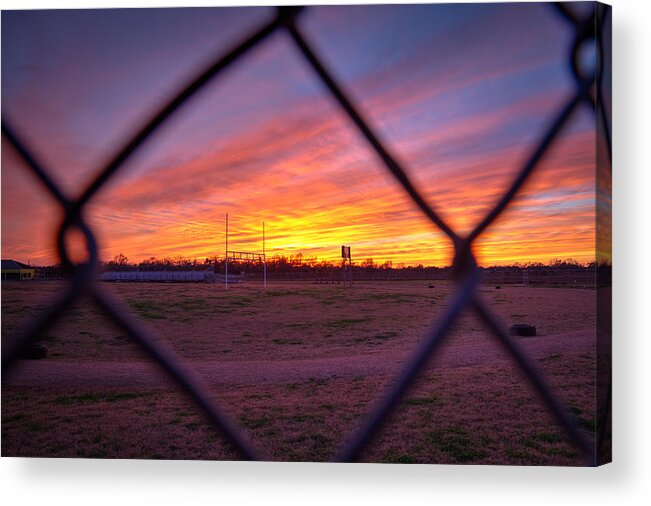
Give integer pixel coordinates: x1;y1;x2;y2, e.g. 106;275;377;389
2;3;610;464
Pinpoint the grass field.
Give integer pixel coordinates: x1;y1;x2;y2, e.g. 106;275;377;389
1;280;597;464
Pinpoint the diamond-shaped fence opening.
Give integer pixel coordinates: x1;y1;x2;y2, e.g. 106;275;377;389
1;3;610;465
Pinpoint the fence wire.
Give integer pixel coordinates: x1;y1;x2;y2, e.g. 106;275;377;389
2;3;610;465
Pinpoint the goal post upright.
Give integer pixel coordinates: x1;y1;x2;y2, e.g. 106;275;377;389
263;221;267;289
225;212;228;290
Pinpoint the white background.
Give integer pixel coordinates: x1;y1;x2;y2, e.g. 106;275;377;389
1;0;649;504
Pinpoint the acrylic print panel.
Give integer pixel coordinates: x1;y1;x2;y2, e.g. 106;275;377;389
1;2;611;465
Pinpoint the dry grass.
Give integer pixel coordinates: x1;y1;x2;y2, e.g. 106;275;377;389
1;280;597;464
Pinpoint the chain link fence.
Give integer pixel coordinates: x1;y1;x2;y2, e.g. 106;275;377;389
2;3;611;465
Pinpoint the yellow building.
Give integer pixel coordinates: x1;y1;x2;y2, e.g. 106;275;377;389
1;259;36;281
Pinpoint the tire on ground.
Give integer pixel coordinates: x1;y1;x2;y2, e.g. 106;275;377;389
508;323;537;337
18;343;48;360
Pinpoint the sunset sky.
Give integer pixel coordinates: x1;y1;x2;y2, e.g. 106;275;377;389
1;3;598;267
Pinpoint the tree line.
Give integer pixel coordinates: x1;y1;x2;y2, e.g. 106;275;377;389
39;253;609;271
30;253;610;280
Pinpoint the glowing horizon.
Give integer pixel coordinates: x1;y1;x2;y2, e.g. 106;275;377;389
2;4;601;268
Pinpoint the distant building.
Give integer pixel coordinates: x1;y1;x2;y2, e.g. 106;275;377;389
1;259;36;281
101;269;234;283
